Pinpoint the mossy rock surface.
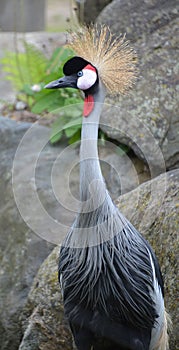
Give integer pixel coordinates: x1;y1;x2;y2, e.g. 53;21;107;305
118;170;178;350
19;247;72;350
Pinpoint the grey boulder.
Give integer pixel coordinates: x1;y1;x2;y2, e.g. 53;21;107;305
98;0;179;170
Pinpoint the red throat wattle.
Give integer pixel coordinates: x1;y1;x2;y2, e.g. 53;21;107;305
83;95;94;117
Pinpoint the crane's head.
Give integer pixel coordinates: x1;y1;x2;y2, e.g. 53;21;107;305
45;25;138;116
45;25;138;93
45;56;99;94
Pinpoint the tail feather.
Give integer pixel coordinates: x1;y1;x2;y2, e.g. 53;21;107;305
154;309;172;350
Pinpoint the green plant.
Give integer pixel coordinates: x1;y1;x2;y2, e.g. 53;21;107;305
50;100;83;144
1;41;83;144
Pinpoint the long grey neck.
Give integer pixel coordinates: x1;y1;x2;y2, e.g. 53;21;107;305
79;81;107;209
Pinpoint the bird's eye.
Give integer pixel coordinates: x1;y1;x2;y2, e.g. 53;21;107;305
77;71;83;77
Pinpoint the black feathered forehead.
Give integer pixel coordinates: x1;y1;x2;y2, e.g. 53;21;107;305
63;56;96;75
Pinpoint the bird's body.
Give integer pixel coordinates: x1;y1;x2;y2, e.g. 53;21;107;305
45;26;170;350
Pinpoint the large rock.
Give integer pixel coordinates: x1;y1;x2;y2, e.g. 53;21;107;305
97;0;179;170
118;170;179;350
0;116;77;349
19;170;178;350
19;247;73;350
97;0;178;43
74;0;112;24
0;117;56;350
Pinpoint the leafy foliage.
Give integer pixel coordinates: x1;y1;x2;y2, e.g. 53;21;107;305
50;101;83;144
1;43;45;90
1;42;83;144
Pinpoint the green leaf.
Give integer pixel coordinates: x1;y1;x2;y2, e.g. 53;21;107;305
51;114;71;135
52;114;69;128
68;128;81;145
63;116;82;130
64;125;80;138
64;97;82;106
50;115;66;144
50;130;63;144
63;116;82;139
64;105;82;122
31;90;63;114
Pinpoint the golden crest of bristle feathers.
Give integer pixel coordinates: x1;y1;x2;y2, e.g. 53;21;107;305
67;25;138;94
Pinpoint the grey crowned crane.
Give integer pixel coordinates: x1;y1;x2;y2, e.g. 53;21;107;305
45;25;170;350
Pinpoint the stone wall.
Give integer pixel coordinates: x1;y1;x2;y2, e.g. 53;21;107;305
0;0;46;32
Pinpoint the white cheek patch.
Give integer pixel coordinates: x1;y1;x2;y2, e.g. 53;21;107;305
77;69;97;90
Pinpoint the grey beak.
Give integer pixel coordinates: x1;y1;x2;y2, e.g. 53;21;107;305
45;75;77;89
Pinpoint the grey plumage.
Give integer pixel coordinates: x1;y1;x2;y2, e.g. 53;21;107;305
45;26;170;350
